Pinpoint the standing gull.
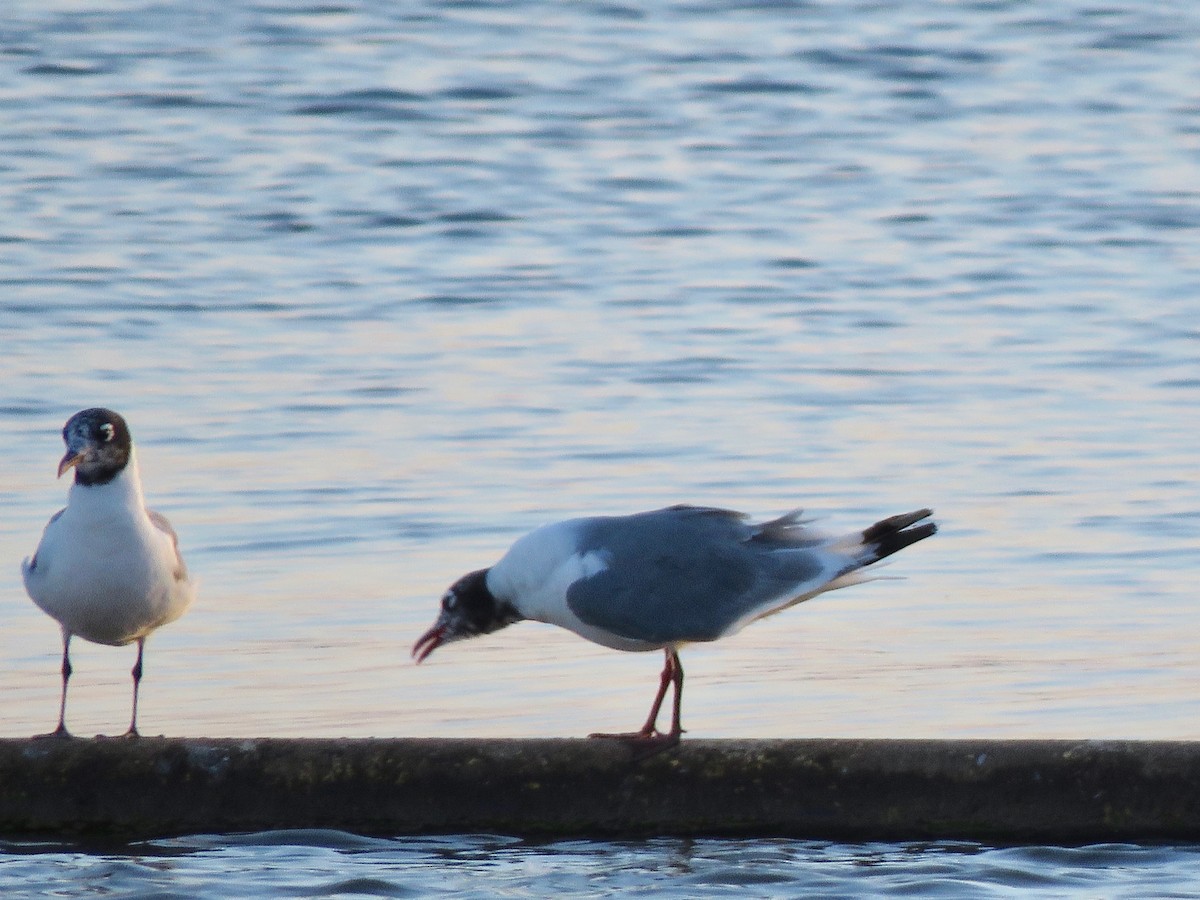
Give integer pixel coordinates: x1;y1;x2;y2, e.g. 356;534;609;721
414;504;935;756
22;408;196;738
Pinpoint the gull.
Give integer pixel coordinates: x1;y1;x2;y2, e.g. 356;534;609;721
414;504;935;757
21;408;196;738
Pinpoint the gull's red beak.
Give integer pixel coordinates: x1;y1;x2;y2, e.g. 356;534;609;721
412;623;447;664
57;450;88;478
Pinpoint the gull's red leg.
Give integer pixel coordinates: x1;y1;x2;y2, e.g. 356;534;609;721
635;648;676;736
590;648;684;758
122;637;145;738
36;633;74;739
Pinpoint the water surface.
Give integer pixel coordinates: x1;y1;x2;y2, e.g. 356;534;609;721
5;833;1200;899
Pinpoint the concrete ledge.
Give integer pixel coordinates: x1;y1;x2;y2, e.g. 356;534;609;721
1;738;1198;841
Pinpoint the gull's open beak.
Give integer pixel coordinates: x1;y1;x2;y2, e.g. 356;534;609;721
57;448;89;478
412;622;447;664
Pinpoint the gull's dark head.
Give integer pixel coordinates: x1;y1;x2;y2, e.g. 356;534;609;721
58;408;132;486
412;568;523;663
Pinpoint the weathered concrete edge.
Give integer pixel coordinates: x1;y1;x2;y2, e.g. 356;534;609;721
1;738;1198;842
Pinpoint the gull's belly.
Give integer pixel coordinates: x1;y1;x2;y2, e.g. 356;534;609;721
24;519;188;646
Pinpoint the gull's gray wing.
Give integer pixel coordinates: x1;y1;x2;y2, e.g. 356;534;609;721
22;507;67;575
565;506;826;644
147;508;189;581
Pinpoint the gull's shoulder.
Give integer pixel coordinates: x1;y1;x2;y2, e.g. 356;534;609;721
147;507;189;581
146;507;180;548
21;507;68;578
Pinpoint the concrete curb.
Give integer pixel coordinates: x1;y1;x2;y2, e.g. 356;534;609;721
2;738;1198;841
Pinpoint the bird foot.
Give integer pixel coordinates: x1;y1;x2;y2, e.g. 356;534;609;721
33;724;73;740
588;729;681;760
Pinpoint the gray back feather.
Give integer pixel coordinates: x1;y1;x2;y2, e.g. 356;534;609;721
565;506;825;644
25;508;66;573
147;508;189;581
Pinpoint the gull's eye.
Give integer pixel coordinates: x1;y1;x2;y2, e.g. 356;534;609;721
100;423;115;442
443;592;458;611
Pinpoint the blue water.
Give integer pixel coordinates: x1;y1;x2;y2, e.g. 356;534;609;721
4;834;1200;899
2;0;1199;893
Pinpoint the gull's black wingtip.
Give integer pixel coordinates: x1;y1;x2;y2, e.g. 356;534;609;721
864;508;937;562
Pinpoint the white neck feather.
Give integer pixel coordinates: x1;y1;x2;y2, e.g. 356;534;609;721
66;447;146;520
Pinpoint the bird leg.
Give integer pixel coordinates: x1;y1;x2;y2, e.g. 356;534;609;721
36;632;73;739
123;637;145;738
636;648;678;736
589;648;684;758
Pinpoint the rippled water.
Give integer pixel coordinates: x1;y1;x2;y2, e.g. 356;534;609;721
2;0;1199;893
5;833;1200;899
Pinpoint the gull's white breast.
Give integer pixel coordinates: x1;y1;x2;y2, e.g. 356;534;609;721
21;466;194;646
